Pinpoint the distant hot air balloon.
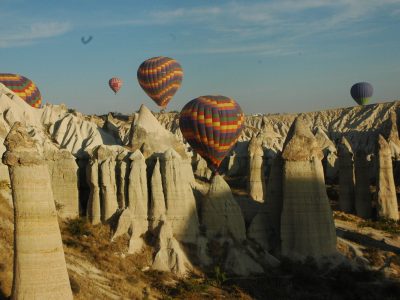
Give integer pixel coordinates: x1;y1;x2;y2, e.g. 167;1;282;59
0;73;42;108
81;36;93;45
109;77;123;94
179;95;244;174
137;56;183;110
350;82;373;105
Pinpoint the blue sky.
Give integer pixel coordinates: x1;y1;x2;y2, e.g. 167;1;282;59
1;0;400;115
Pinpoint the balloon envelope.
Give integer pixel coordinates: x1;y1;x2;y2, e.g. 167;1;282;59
109;77;123;94
350;82;373;105
137;56;183;108
0;73;42;108
179;95;244;172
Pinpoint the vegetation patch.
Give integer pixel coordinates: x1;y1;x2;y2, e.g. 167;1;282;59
358;218;400;235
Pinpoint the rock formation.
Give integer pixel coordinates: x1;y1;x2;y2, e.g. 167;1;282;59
116;152;129;209
160;148;199;244
247;135;266;202
149;159;167;232
45;148;79;219
354;150;372;219
3;122;72;300
128;104;186;158
376;135;399;220
338;137;355;213
224;247;264;276
280;118;337;260
97;146;118;222
202;175;246;242
315;127;338;181
193;154;212;179
127;150;149;253
152;216;192;277
86;154;101;225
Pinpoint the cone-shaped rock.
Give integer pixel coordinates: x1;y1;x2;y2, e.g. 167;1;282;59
202;174;246;242
86;155;101;224
247;135;266;202
3;122;73;300
376;135;399;220
338;137;355;213
354;149;372;219
280;118;337;260
129;104;187;158
160;148;199;243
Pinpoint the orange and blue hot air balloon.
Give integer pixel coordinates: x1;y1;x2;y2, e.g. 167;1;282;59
350;82;373;105
0;73;42;108
137;56;183;109
179;95;245;174
109;77;123;94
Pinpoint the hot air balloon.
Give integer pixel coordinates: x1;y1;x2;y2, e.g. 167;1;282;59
350;82;373;105
137;56;183;110
81;36;93;45
0;73;42;108
109;77;123;94
179;95;244;174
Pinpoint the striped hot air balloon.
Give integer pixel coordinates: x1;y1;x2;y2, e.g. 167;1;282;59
0;73;42;108
137;56;183;109
179;95;244;173
109;77;123;94
350;82;373;105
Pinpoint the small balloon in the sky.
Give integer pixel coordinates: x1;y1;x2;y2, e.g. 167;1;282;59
350;82;373;105
81;36;93;45
108;77;123;94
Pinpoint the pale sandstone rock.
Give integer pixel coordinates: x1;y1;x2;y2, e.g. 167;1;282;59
354;150;372;219
111;208;132;241
116;152;129;209
338;137;355;213
376;135;399;220
86;156;101;225
160;148;199;244
149;159;167;232
45;148;79;219
194;154;212;179
98;147;118;222
315;127;338;180
202;175;246;242
129;104;187;158
382;111;400;159
247;135;266;202
3;122;73;300
127;150;148;253
152;217;192;277
280;118;337;260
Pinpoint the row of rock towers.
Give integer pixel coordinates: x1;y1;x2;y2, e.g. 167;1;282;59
338;134;399;220
247;117;337;260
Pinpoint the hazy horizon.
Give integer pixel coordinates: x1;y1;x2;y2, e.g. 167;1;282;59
1;0;400;115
